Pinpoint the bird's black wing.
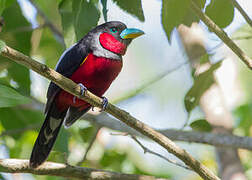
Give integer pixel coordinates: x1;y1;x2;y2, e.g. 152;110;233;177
45;41;90;114
30;42;90;168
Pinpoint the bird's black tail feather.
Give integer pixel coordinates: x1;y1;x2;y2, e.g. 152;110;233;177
29;106;64;168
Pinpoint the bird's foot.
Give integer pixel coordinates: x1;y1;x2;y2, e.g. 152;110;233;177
100;97;108;112
73;83;87;104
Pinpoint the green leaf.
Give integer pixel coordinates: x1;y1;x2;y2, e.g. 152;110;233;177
73;0;100;41
79;126;96;142
0;84;31;108
59;0;76;48
36;28;64;68
205;0;234;28
0;2;32;95
112;0;145;22
190;119;212;132
234;103;252;136
99;149;128;171
0;0;15;15
0;40;5;53
162;0;191;42
59;0;100;48
162;0;207;42
101;0;108;22
182;0;206;26
184;61;222;113
0;108;43;139
199;53;211;65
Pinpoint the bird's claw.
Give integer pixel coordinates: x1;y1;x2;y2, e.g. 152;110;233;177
100;97;108;112
73;83;87;104
79;83;87;96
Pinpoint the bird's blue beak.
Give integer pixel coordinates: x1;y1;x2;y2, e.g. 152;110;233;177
120;28;144;39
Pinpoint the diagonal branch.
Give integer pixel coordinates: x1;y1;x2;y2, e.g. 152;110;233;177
0;159;167;180
0;42;219;180
190;0;252;70
230;0;252;27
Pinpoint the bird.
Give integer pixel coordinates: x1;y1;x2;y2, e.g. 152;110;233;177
29;21;144;168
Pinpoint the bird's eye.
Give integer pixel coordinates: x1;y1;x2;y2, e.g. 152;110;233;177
110;27;118;33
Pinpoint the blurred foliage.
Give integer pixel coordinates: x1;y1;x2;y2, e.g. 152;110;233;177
184;60;222;114
162;0;206;42
0;0;251;180
205;0;234;29
190;119;212;132
0;84;30;108
232;24;252;100
234;103;252;136
112;0;145;22
59;0;100;48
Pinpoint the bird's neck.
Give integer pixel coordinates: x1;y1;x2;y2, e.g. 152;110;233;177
83;32;123;61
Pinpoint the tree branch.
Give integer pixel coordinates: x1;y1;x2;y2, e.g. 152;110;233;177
230;0;252;27
0;159;166;180
85;113;252;150
190;0;252;70
0;42;219;180
111;132;191;171
10;100;252;152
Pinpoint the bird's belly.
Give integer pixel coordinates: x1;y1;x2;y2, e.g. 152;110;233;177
56;53;122;110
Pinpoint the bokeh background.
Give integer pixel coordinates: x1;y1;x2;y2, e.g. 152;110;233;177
0;0;252;179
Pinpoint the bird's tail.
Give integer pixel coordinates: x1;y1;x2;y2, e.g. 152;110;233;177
29;106;64;168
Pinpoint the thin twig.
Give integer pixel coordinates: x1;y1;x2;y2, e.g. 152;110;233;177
116;133;192;171
111;132;190;170
230;0;252;27
77;126;101;166
0;43;219;180
129;135;191;171
191;0;252;69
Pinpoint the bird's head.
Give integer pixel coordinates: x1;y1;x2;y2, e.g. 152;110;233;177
86;21;144;59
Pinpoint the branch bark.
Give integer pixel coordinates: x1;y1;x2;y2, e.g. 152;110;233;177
3;109;252;151
230;0;252;27
0;159;166;180
0;42;219;180
85;113;252;150
191;0;252;70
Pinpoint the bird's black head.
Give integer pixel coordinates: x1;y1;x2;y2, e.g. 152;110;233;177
85;21;144;59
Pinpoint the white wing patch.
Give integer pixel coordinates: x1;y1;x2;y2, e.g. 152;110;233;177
43;117;62;144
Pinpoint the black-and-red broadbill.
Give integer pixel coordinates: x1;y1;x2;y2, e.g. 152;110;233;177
29;21;144;168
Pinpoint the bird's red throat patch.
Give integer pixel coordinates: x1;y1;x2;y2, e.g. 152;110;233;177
99;33;126;55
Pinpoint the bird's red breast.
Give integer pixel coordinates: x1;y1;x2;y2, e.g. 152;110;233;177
56;53;122;111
